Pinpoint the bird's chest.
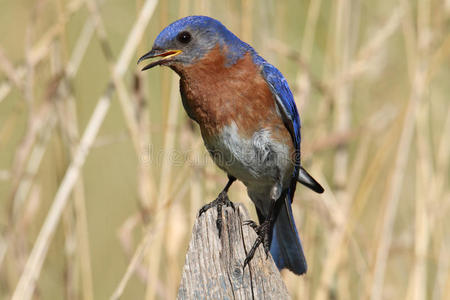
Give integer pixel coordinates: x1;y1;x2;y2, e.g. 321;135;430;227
176;49;294;185
179;77;239;136
177;49;277;138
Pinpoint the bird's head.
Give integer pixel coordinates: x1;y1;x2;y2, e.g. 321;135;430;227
138;16;251;71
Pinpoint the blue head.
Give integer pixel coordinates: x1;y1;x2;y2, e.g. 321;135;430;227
138;16;254;70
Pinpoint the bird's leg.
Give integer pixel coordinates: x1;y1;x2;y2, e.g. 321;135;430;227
198;175;236;238
243;201;277;270
243;183;283;270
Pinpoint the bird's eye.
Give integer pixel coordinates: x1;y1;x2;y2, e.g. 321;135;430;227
177;31;192;44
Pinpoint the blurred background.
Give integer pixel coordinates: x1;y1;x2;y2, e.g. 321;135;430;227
0;0;449;299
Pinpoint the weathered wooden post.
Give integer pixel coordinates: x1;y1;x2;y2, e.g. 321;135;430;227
177;204;290;299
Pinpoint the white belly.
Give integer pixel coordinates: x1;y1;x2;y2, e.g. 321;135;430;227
204;123;293;197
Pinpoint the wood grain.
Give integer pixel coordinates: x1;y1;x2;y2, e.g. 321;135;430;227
177;204;290;299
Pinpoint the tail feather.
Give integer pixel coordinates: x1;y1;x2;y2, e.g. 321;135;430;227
298;166;324;194
270;195;307;275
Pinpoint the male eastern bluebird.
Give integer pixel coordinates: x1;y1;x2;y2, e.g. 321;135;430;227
138;16;323;275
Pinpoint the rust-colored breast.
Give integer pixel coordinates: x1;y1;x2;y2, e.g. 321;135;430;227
176;46;292;148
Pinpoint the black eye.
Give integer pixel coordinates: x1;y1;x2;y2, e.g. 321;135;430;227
177;31;192;44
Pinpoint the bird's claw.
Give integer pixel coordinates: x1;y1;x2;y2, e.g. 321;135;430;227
198;191;234;238
243;219;272;270
243;220;258;231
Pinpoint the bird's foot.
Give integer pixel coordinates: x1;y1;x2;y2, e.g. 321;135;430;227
198;191;235;238
242;220;258;231
243;219;272;270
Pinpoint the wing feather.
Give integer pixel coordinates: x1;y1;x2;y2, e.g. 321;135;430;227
261;64;301;152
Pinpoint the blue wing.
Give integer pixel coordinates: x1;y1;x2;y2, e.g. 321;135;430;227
259;59;325;194
260;63;301;158
258;59;308;275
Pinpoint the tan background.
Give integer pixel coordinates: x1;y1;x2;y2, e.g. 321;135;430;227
0;0;449;299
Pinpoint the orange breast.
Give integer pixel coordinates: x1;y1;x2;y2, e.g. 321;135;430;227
175;46;292;150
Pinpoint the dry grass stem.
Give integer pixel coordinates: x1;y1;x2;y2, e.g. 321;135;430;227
1;1;448;299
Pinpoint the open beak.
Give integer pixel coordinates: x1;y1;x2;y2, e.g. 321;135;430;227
137;49;183;71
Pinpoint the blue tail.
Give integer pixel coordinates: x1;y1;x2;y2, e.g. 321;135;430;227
269;195;307;275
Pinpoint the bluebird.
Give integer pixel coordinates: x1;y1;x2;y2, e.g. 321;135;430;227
138;16;323;275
